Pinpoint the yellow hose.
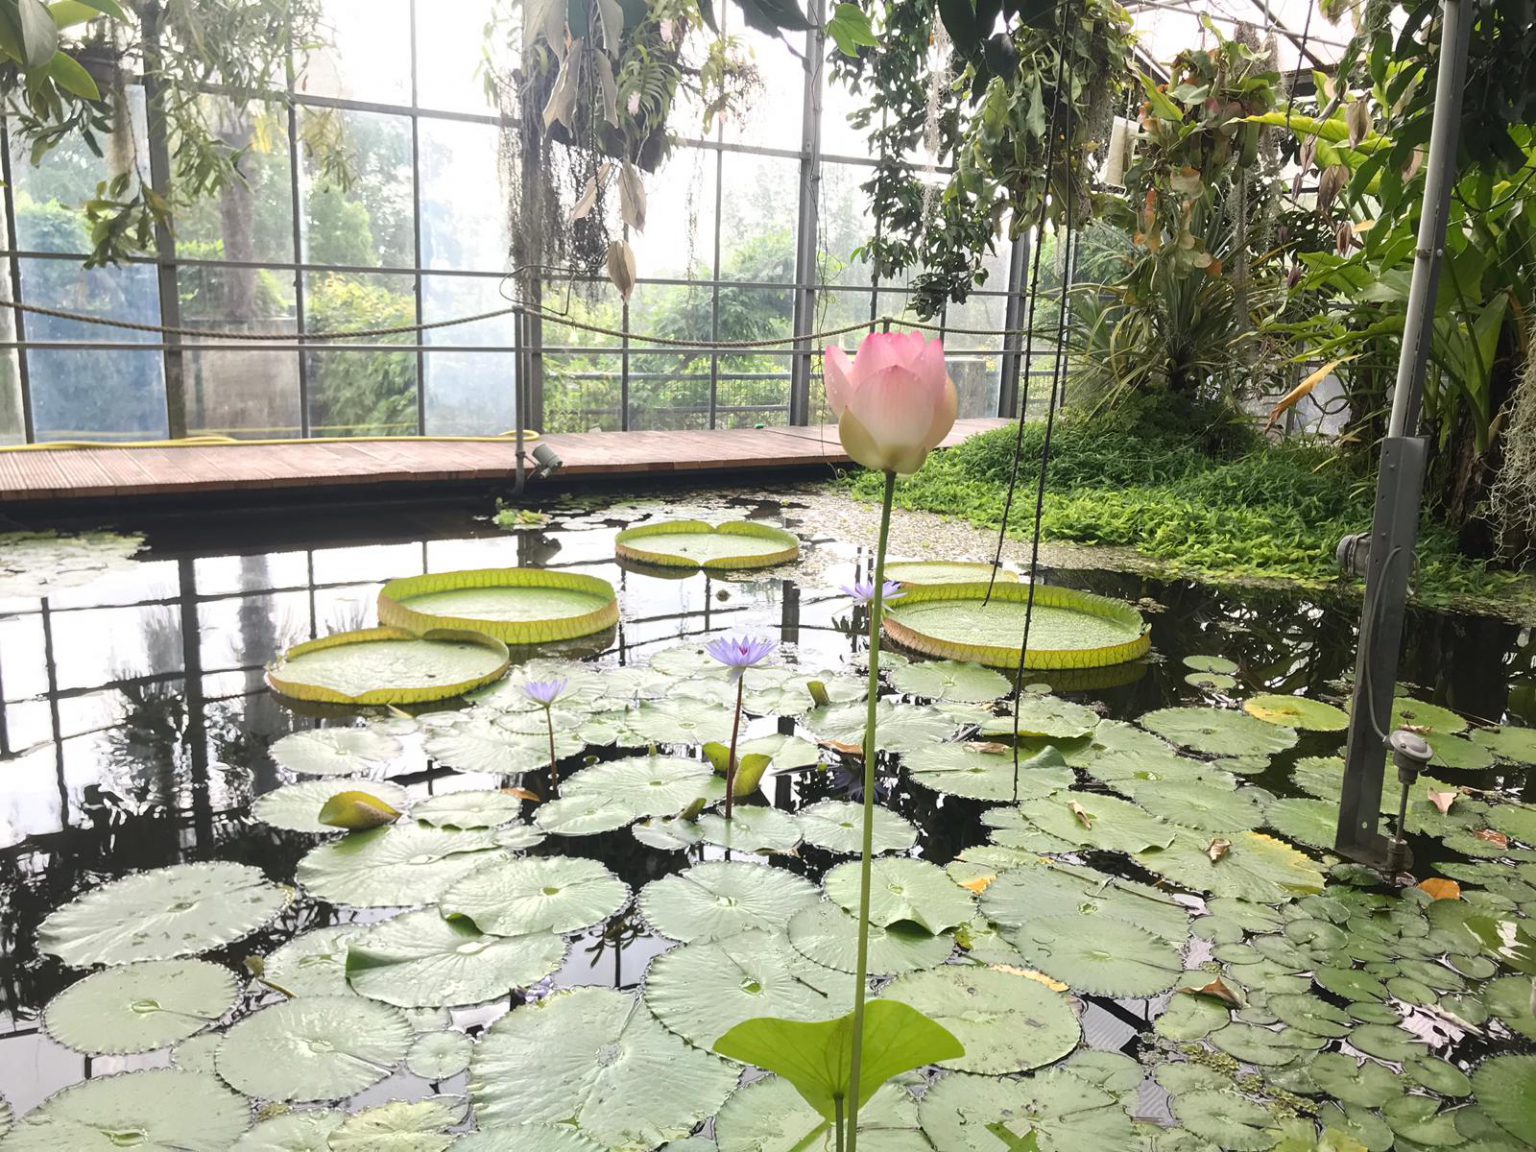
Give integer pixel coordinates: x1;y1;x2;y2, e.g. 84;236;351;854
0;431;544;452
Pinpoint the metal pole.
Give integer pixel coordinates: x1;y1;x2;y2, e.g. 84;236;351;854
998;233;1031;417
140;0;188;439
789;0;826;427
1335;0;1471;866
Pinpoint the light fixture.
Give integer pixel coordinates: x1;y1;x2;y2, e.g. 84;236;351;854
531;442;563;478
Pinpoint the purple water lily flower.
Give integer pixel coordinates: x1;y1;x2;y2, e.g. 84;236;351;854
522;678;568;707
842;578;905;606
705;634;777;674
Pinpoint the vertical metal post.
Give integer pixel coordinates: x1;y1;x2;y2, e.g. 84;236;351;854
997;234;1031;417
709;145;725;429
1336;0;1472;865
789;0;826;427
0;120;36;443
408;0;427;435
620;295;631;431
140;0;187;439
286;96;310;435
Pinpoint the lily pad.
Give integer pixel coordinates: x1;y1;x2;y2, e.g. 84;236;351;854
1485;976;1536;1039
1243;695;1349;732
1135;831;1326;904
795;799;919;854
1265;798;1340;851
253;779;410;833
1155;992;1232;1041
411;790;527;830
696;805;804;854
261;926;356;997
1348;1022;1425;1061
0;529;144;599
1139;707;1299;758
1128;778;1269;833
270;728;404;777
887;560;1018;585
637;861;821;942
1307;1053;1404;1110
216;994;412;1101
888;659;1011;703
908;744;1075;803
232;1111;345;1151
379;568;619;644
1210;1021;1319;1066
1473;1055;1536;1146
981;860;1191;944
717;1077;926;1152
39;862;290;967
804;700;957;754
824;857;976;934
425;719;575;776
407;1030;475;1079
882;964;1081;1074
441;855;629;936
470;986;736;1151
1403;1055;1472;1097
534;795;640;836
787;901;954;975
44;959;239;1055
327;1099;465;1152
452;1128;609;1152
1390;698;1467;737
1267;993;1353;1038
1;1069;249;1151
980;696;1101;741
918;1064;1137;1152
560;755;716;817
1171;1090;1279;1151
267;627;511;706
643;929;848;1053
1011;915;1184;997
1426;734;1497;772
1015;791;1178;854
627;700;735;747
345;909;567;1007
296;824;504;908
1472;726;1536;765
633;815;706;852
1185;655;1239;675
615;520;799;569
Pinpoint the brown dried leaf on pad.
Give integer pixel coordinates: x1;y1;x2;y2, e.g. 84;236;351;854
1207;838;1232;863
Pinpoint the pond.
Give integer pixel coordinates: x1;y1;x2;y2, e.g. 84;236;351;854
0;481;1534;1151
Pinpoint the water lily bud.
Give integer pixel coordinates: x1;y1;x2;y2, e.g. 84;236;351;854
823;331;956;475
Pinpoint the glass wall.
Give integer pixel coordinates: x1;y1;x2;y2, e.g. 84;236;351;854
0;0;1031;443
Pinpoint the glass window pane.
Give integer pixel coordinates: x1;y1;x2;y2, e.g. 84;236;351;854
419;119;508;272
422;274;517;435
304;271;417;436
629;282;712;345
718;154;797;284
944;292;1008;350
716;351;791;428
819;162;876;287
948;351;1001;418
174;100;294;265
416;0;505;113
627;351;709;430
626;147;716;282
184;349;302;439
720;28;805;152
298;0;412;104
300;109;415;269
0;303;23;444
821;68;870;160
544;351;621;432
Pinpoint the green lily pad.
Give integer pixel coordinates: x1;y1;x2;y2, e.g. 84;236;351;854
1348;1022;1424;1061
270;728;404;777
804;699;960;756
980;696;1101;740
981;859;1191;944
1403;1055;1472;1097
1266;993;1353;1038
1171;1090;1279;1151
1135;831;1326;904
1426;733;1497;771
1015;791;1178;853
696;806;804;854
253;779;410;834
907;743;1074;803
1;1069;249;1151
824;857;976;934
170;1033;222;1074
1185;655;1239;675
425;718;578;776
714;1076;926;1152
1012;915;1183;997
1155;992;1232;1041
296;825;504;908
216;994;412;1101
406;1030;474;1079
633;815;706;852
1472;726;1536;765
795;799;919;854
1265;798;1340;851
888;659;1011;703
440;855;628;936
615;520;799;569
1139;707;1299;758
1128;779;1269;834
43;959;239;1055
451;1128;609;1152
1487;803;1536;845
786;901;953;975
1316;966;1388;1002
1379;1094;1462;1147
918;1065;1137;1152
1243;695;1349;732
0;529;144;599
642;929;848;1053
1473;1055;1536;1146
1485;976;1536;1039
1188;672;1238;692
232;1110;345;1151
328;1099;464;1152
637;861;821;942
628;700;735;747
883;964;1081;1074
470;987;736;1151
534;795;640;836
1210;1021;1319;1066
39;862;290;967
561;755;717;817
1308;1053;1403;1108
411;790;526;830
261;926;356;997
1390;698;1467;736
344;909;567;1007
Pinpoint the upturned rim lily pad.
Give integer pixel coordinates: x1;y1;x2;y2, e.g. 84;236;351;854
267;627;512;706
614;520;799;570
378;568;619;644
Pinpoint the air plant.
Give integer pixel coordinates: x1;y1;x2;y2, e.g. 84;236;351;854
704;633;777;820
522;678;567;788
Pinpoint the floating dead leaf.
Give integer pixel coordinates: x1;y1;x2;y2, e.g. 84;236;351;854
959;874;994;895
966;741;1011;755
820;739;864;757
1069;801;1094;830
1417;877;1461;901
990;965;1070;993
502;786;540;803
1206;838;1232;863
1427;789;1457;815
1473;828;1510;847
1181;977;1243;1008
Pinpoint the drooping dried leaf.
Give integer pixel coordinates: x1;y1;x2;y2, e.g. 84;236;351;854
1428;789;1457;815
1417;877;1461;901
1474;828;1511;847
619;163;647;233
606;240;637;300
990;964;1069;992
1207;838;1232;863
967;741;1011;755
503;786;541;803
820;739;864;757
1069;801;1095;830
1346;99;1371;146
1181;977;1243;1008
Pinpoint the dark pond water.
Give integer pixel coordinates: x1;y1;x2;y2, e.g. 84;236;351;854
0;482;1532;1133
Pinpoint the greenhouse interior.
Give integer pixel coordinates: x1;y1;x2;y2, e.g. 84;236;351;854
1;0;1536;1148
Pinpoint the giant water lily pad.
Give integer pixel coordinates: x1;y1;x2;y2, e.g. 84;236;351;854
232;1110;345;1151
1;1069;249;1151
345;909;567;1007
252;778;409;833
787;901;954;974
715;1077;926;1152
44;959;239;1055
261;926;356;997
882;965;1080;1074
643;929;848;1052
1474;1054;1536;1145
1139;707;1299;757
637;861;821;942
918;1065;1136;1152
824;858;976;934
560;755;716;818
267;627;511;706
884;581;1151;670
615;520;799;569
216;994;412;1101
1243;695;1349;732
1136;831;1326;903
440;855;628;936
270;728;404;777
796;799;919;854
886;561;1017;586
470;987;737;1151
296;825;504;908
39;862;289;967
888;659;1011;703
908;744;1074;803
1011;915;1184;997
379;568;619;644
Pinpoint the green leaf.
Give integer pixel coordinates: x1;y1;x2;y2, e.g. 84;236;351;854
4;1070;250;1151
882;965;1079;1074
326;1098;466;1151
296;824;504;908
318;789;403;830
1472;1055;1536;1146
17;0;56;67
637;860;821;942
440;855;628;936
823;857;975;934
44;48;98;99
43;959;240;1056
216;995;413;1101
715;1000;963;1123
270;727;403;777
797;799;919;854
54;0;124;18
232;1110;346;1151
826;2;877;55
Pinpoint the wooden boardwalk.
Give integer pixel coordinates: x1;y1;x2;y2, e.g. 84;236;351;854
0;419;1009;505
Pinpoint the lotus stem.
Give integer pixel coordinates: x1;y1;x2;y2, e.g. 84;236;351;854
847;468;896;1152
725;674;745;821
835;1094;847;1152
544;704;558;789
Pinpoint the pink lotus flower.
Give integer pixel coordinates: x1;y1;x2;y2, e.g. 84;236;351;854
824;332;957;475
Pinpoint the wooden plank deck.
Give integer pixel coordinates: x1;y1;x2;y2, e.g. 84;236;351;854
0;419;1009;504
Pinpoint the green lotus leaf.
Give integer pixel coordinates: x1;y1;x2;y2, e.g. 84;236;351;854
378;569;618;644
888;659;1011;703
1266;993;1352;1038
561;755;716;817
1474;1057;1536;1148
232;1110;345;1151
1135;831;1326;903
252;778;410;834
267;628;511;706
38;861;290;967
882;964;1080;1074
795;798;919;854
1127;778;1269;834
1307;1053;1403;1109
981;858;1190;943
981;696;1101;741
1139;707;1299;758
216;994;411;1101
410;790;527;830
270;728;404;777
627;699;735;747
1154;992;1232;1041
1192;915;1245;944
1377;1094;1461;1147
1185;655;1239;675
1;1069;249;1151
1315;966;1388;1002
696;805;804;854
1486;803;1536;845
1011;915;1183;997
714;1076;927;1152
1390;697;1467;736
1422;733;1496;771
296;825;504;908
406;1030;474;1079
451;1127;610;1152
632;815;706;851
907;743;1074;803
1452;1107;1528;1152
637;861;821;942
642;929;849;1053
918;1064;1137;1152
470;987;736;1151
1214;755;1270;775
261;925;356;998
786;901;953;975
824;857;976;934
424;719;572;776
43;959;239;1056
1243;695;1349;733
440;855;628;936
326;1098;466;1152
1015;791;1178;853
1315;1105;1393;1152
1472;725;1536;765
1265;798;1340;851
804;699;958;755
743;671;866;719
1171;1090;1280;1151
615;520;799;569
344;909;566;1008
